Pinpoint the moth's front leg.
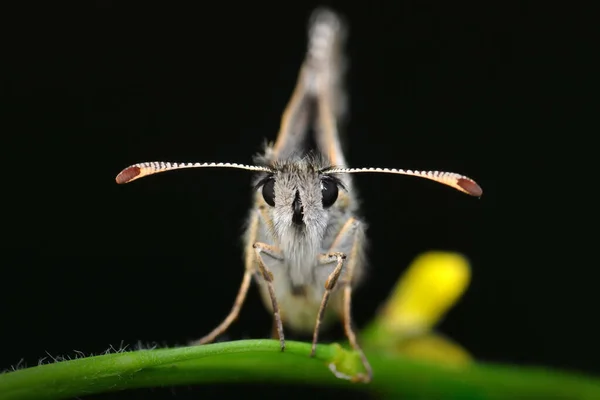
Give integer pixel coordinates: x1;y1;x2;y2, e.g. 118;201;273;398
312;217;373;383
311;217;362;354
252;242;286;351
311;251;346;357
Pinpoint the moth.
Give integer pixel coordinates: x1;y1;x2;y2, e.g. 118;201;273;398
115;8;482;383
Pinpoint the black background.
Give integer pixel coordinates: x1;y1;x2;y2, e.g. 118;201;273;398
1;1;593;399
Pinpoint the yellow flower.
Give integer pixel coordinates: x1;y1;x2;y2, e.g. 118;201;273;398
362;251;473;365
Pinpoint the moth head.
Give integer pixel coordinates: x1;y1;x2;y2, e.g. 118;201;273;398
254;163;345;232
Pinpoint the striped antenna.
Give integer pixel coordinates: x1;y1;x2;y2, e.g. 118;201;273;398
324;167;483;197
115;162;274;184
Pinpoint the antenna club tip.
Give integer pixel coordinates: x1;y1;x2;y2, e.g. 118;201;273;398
115;166;141;184
457;178;483;197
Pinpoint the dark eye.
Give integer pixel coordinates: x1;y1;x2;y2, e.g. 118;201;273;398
321;177;339;208
261;178;276;207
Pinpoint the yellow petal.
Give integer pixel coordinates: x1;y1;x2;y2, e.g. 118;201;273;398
396;333;473;366
379;251;471;335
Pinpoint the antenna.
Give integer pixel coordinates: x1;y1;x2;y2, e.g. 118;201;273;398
115;162;273;184
324;167;482;197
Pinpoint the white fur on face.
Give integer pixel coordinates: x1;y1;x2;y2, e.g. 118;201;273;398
270;160;331;286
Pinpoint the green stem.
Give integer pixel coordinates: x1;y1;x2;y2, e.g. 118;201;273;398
0;340;358;400
1;340;599;400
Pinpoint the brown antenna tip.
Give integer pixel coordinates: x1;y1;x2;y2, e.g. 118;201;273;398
457;178;483;197
115;166;141;184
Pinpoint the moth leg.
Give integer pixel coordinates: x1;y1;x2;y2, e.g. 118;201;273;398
342;281;372;383
318;217;373;382
340;227;373;383
190;270;253;346
311;216;359;356
253;242;286;351
311;251;346;357
271;317;281;340
190;207;263;346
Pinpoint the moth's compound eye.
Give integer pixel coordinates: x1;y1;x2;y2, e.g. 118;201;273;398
262;178;276;207
321;177;339;208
